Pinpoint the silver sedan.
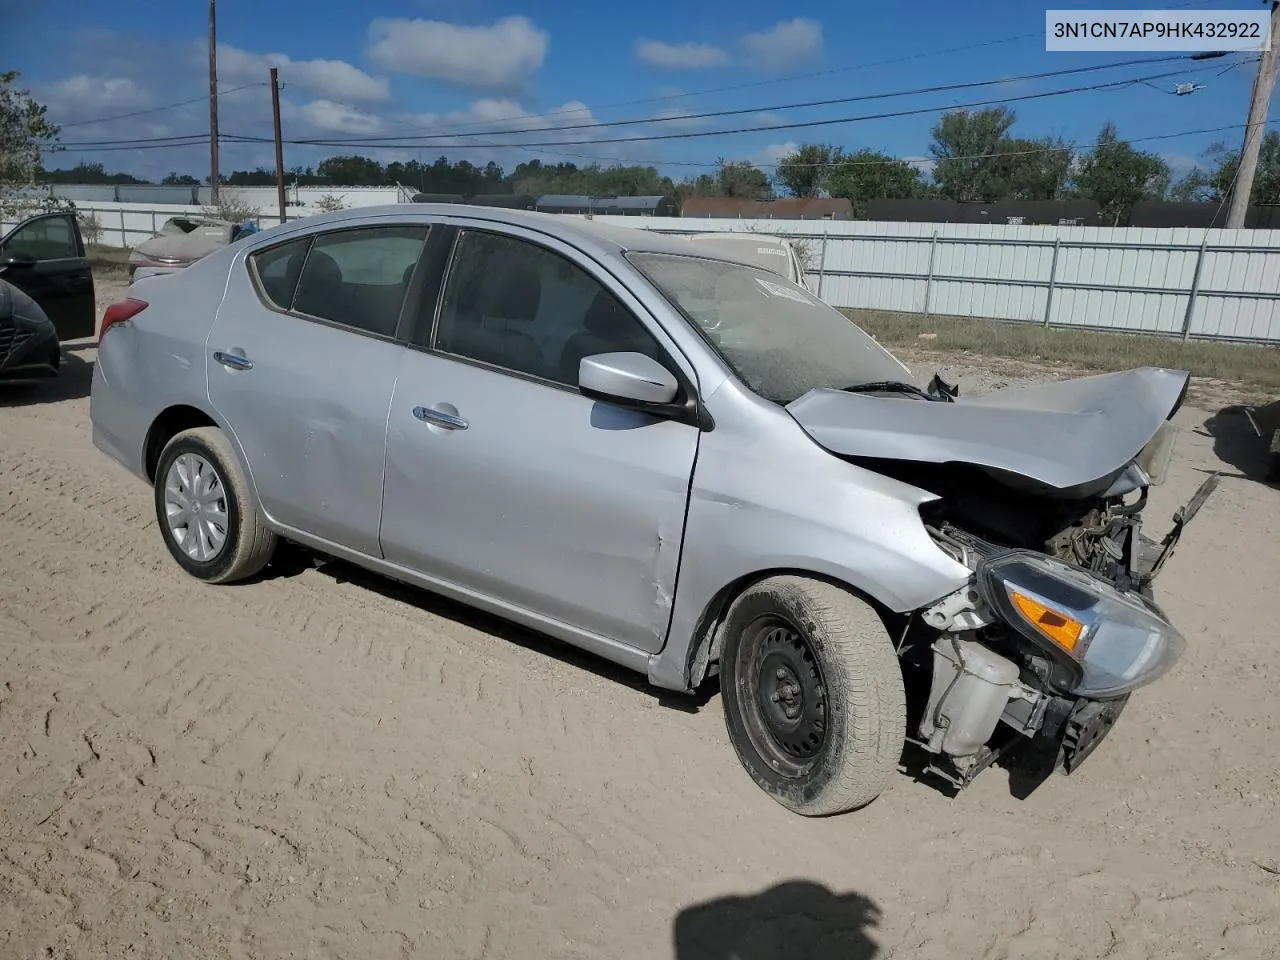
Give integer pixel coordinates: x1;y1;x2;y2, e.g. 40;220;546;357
90;204;1195;815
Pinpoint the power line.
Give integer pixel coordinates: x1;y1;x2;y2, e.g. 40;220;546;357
474;116;1280;171
385;33;1046;140
59;53;1211;151
46;116;1278;180
268;53;1220;147
218;64;1226;151
51;64;1216;155
55;82;266;129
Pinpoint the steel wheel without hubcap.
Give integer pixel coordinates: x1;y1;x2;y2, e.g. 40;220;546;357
163;452;229;562
737;615;829;778
719;575;907;816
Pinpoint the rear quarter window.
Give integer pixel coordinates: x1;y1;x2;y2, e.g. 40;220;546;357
248;236;311;310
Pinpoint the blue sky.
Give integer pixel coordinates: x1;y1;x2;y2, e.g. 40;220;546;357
8;0;1268;184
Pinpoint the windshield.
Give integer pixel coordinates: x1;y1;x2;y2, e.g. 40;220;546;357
628;251;914;405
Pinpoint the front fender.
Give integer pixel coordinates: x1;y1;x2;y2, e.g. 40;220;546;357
647;400;971;693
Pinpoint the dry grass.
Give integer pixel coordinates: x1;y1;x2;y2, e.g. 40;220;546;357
845;308;1280;392
87;245;131;277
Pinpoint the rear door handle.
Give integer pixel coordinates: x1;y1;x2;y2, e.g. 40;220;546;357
214;351;253;371
413;406;468;430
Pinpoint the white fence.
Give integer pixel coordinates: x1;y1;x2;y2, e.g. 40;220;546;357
11;198;1280;343
66;201;294;250
2;187;409;251
594;216;1280;344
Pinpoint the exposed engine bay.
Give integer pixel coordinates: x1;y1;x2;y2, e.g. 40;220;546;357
800;369;1217;792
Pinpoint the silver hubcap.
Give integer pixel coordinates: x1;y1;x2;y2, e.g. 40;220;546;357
163;453;229;562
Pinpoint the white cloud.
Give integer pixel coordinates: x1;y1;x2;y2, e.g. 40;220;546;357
740;18;823;71
366;16;548;89
903;156;936;176
396;98;629;168
296;100;386;134
1162;153;1200;180
39;75;151;113
749;141;799;167
217;44;389;102
634;39;729;70
412;98;596;140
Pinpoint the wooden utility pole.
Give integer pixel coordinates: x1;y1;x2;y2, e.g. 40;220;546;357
1226;1;1280;228
271;67;286;223
208;0;220;205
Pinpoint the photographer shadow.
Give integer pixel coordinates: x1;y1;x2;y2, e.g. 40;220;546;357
673;881;881;960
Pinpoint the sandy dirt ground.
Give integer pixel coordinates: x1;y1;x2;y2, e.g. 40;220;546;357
2;282;1279;958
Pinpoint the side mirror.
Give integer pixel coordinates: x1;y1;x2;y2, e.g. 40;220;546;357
579;351;680;406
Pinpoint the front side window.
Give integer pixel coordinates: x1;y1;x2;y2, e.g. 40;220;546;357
433;229;666;386
629;252;911;405
2;214;79;262
287;225;429;337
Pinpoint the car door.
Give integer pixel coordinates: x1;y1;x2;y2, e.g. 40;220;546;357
207;222;430;556
379;223;702;654
0;212;96;340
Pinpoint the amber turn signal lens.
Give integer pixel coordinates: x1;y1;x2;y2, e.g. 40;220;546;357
1010;590;1086;652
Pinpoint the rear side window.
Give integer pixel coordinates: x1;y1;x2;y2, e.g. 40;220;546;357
291;225;429;338
249;236;310;310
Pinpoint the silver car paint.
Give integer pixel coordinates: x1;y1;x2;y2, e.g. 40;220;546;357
787;366;1189;491
206;270;405;557
381;216;708;654
91;204;980;694
90;265;233;481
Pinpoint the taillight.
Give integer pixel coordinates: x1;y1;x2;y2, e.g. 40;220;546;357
99;298;148;344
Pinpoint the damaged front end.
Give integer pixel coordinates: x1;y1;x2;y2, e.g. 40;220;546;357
786;365;1216;791
904;454;1217;792
907;516;1195;790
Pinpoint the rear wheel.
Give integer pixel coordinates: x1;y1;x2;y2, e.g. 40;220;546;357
154;426;277;583
720;575;906;816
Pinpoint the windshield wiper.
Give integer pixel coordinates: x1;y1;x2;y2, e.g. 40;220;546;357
840;380;945;401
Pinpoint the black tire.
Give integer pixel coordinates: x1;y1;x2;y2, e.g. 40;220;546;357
153;426;277;584
720;575;906;816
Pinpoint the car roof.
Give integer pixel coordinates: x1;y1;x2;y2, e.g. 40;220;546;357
259;202;747;266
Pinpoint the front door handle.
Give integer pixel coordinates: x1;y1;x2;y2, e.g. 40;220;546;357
214;350;253;371
413;406;468;430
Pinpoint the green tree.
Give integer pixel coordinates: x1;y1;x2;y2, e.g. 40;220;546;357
0;70;63;219
1073;122;1170;224
316;154;385;186
225;167;277;186
1171;132;1280;205
825;149;924;215
678;160;771;199
41;161;145;185
162;172;201;186
928;107;1017;201
993;137;1074;200
1169;169;1216;202
776;143;843;198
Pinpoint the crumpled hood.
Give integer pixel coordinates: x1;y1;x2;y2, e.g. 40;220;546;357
786;366;1190;494
130;222;234;264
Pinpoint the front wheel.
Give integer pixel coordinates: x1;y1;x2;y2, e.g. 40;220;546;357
720;575;906;816
153;426;278;584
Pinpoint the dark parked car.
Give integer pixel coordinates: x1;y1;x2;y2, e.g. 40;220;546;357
0;210;97;350
0;278;63;383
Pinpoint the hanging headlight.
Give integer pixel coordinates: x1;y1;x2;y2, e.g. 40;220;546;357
974;550;1186;699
